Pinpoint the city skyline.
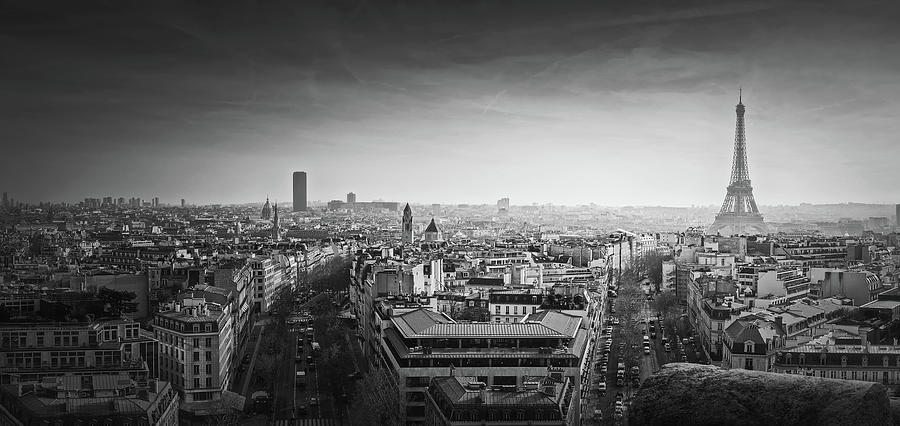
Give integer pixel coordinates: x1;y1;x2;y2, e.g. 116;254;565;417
3;1;899;206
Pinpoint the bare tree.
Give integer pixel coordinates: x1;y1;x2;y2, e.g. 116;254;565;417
350;366;403;426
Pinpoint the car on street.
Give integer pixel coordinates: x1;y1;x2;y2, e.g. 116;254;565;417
307;362;317;371
309;397;319;406
615;392;624;402
598;382;607;394
594;409;603;420
242;354;251;364
665;343;671;352
644;346;651;355
681;355;688;362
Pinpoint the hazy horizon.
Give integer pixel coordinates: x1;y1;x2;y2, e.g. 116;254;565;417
3;0;899;206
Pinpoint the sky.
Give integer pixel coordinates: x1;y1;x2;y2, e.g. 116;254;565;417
2;0;899;207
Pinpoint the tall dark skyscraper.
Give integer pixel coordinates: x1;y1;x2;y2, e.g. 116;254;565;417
895;204;899;228
1;192;7;207
293;171;307;212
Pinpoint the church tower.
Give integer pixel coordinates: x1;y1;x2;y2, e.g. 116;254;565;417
272;202;281;240
402;203;413;244
261;197;272;220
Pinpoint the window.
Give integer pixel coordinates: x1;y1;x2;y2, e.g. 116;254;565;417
193;352;200;362
841;356;847;367
744;358;753;370
744;342;754;353
205;338;212;347
193;365;199;375
206;351;212;361
495;306;500;314
194;378;200;388
206;364;212;374
505;306;510;315
206;377;212;387
193;338;199;348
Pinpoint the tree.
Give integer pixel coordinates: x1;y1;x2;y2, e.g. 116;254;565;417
97;287;137;317
455;305;489;322
350;366;403;426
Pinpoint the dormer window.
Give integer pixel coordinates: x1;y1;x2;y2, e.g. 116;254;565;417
744;341;754;353
841;356;848;367
862;356;868;367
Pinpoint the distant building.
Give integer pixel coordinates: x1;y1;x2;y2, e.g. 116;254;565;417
402;204;414;244
497;197;510;216
347;192;356;205
1;192;6;207
261;197;272;220
293;171;307;212
180;198;185;207
152;197;159;208
424;218;442;242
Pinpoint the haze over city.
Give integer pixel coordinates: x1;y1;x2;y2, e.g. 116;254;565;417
2;0;899;206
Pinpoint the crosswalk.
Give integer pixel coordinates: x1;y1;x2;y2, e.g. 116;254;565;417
273;418;342;426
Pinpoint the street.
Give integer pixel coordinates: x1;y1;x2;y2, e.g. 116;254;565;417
582;277;708;425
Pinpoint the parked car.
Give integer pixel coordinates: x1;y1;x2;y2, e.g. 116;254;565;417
594;409;604;420
665;343;671;352
597;382;607;394
242;354;251;364
644;346;651;355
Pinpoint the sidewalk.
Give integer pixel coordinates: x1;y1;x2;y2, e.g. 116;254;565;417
241;322;267;400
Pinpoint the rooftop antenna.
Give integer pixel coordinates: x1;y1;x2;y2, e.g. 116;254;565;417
739;87;742;105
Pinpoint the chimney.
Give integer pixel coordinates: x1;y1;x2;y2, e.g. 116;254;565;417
774;316;783;330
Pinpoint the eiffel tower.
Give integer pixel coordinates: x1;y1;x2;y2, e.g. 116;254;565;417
708;91;768;235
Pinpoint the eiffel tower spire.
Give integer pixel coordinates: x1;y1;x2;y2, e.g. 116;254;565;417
708;93;767;235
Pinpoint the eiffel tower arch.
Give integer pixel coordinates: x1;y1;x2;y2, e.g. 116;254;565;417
708;93;768;236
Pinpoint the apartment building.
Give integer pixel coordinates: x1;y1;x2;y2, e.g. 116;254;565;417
0;318;158;383
248;255;296;313
0;375;179;426
153;288;234;404
488;289;544;323
722;313;786;372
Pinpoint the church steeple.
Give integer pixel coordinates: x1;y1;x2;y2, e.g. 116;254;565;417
272;202;281;240
401;203;413;244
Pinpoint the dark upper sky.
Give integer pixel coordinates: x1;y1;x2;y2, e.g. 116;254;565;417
2;0;899;206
